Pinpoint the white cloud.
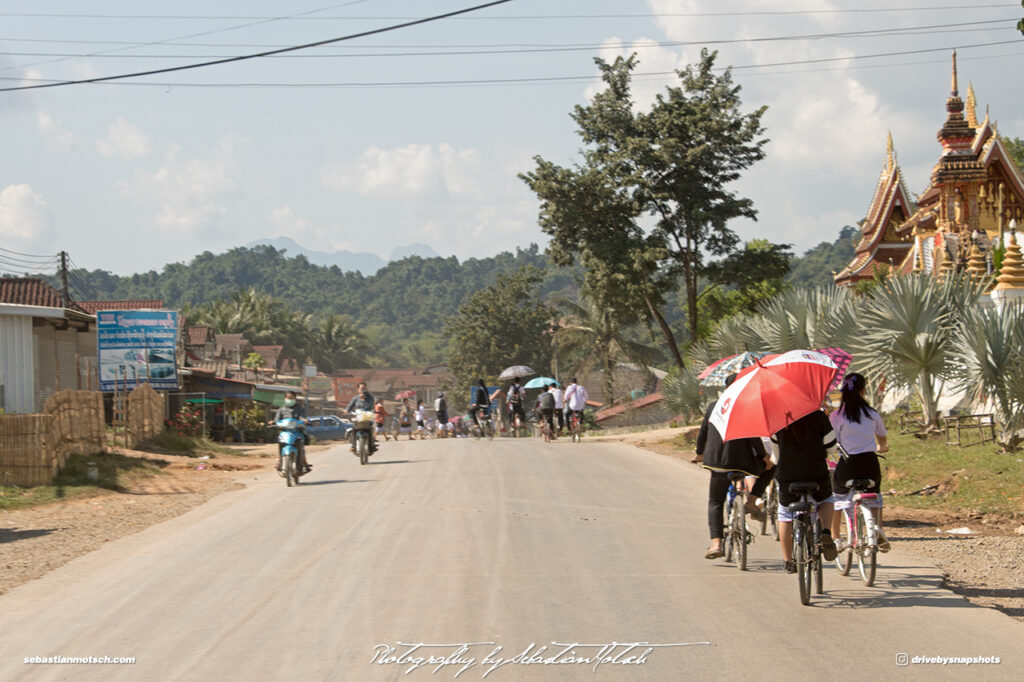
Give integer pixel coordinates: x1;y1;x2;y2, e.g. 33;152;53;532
0;184;56;252
36;111;76;151
322;144;444;197
116;138;242;234
97;116;151;159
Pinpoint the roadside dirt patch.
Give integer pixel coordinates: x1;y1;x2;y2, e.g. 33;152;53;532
0;442;332;596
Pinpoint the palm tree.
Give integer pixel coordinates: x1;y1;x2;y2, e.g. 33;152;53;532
949;300;1024;449
553;291;663;405
852;272;984;430
311;313;368;373
747;286;857;352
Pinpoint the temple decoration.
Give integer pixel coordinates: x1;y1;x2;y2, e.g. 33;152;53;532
835;52;1024;291
995;228;1024;290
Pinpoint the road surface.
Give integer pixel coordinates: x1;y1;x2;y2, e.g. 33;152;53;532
0;436;1019;681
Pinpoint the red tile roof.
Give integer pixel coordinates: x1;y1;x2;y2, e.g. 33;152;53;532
185;325;216;346
0;277;86;312
77;299;163;314
594;392;665;422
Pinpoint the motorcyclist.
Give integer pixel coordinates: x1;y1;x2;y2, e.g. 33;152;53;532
346;382;377;453
270;390;311;474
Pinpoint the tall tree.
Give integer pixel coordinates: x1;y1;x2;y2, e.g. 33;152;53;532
444;268;554;408
522;50;767;363
1003;136;1024;175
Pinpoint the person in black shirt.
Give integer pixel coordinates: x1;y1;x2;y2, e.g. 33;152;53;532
771;409;838;573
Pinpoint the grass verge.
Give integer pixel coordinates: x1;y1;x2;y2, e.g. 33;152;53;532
134;431;236;457
0;451;167;512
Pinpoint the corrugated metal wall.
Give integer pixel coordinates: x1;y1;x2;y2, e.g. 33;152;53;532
0;316;35;413
34;325;56;410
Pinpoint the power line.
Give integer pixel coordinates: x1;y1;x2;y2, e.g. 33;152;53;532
0;245;57;260
8;39;1012;89
0;21;1016;61
0;0;515;92
0;5;1012;20
6;0;380;75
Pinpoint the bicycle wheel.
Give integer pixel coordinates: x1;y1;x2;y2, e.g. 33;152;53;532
834;511;853;575
813;520;824;595
795;521;811;605
732;494;747;570
856;505;878;586
764;480;779;539
723;494;735;563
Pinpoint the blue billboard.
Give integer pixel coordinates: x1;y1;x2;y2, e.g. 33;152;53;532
97;310;179;391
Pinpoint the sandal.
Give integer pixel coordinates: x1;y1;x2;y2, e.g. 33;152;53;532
690;455;704;463
877;530;891;553
704;547;724;560
744;504;766;522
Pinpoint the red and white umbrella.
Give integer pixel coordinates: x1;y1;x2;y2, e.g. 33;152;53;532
709;349;839;442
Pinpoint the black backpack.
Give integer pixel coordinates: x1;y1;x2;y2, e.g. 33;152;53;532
539;391;555;410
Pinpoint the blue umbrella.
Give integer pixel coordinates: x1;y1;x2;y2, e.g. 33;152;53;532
524;376;558;389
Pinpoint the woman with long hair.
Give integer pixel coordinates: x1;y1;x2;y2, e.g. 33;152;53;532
829;373;890;551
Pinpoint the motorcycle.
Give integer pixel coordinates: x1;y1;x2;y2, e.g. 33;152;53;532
349;409;376;465
275;418;307;487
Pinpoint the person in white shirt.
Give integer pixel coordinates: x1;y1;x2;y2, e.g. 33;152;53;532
563;378;588;425
549;383;565;433
828;373;890;551
414;400;427;440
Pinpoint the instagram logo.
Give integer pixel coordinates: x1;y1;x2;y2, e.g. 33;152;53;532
896;653;909;666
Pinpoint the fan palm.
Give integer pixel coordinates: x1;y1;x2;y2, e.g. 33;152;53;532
950;300;1024;449
852;272;983;430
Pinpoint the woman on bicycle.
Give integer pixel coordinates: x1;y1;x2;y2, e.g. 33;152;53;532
696;374;772;560
828;373;890;551
772;409;839;573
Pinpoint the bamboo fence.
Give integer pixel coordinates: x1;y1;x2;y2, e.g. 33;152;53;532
0;386;163;487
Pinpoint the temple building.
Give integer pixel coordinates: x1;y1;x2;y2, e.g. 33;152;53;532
834;52;1024;288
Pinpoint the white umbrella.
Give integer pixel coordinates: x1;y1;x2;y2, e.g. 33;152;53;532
498;365;536;380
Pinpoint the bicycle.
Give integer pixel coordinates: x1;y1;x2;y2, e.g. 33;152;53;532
787;481;825;605
568;410;583;443
540;415;552;443
760;477;779;539
723;472;753;570
833;477;881;586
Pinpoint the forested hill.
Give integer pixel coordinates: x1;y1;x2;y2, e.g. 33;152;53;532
75;243;579;335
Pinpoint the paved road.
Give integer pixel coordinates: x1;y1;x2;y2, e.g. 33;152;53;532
0;437;1019;681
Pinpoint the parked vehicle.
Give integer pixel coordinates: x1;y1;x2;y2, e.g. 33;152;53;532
276;418;307;487
304;415;352;441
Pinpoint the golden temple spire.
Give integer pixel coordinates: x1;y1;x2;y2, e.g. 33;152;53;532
995;229;1024;291
886;131;895;172
966;240;988;286
950;50;959;96
966;82;978;128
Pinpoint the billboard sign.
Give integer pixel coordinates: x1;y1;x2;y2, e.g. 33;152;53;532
97;310;179;391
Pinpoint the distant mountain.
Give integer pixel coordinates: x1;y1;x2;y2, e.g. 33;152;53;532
246;237;438;274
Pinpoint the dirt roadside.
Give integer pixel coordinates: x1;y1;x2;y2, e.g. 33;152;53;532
0;442;316;596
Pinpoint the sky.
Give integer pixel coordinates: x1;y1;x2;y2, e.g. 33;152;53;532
0;0;1022;279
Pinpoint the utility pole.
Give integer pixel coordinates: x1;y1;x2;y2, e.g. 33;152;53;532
59;250;70;308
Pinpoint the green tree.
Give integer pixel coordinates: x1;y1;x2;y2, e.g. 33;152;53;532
310;313;368;373
242;352;267;372
1003;135;1024;175
444;268;555;408
553;289;664;406
522;50;768;361
786;225;859;288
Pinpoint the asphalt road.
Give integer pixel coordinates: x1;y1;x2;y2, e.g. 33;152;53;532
0;436;1020;681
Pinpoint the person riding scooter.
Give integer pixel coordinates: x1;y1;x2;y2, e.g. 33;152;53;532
346;382;378;454
270;391;311;474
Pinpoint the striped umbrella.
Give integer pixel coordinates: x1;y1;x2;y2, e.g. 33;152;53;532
699;351;769;387
815;347;852;392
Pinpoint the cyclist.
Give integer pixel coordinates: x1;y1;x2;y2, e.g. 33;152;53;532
270;390;311;474
398;398;415;440
562;377;588;431
470;379;494;428
538;384;557;438
549;382;565;434
506;377;527;431
434;392;449;438
829;373;890;551
695;374;772;559
346;382;377;453
772;409;839;573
